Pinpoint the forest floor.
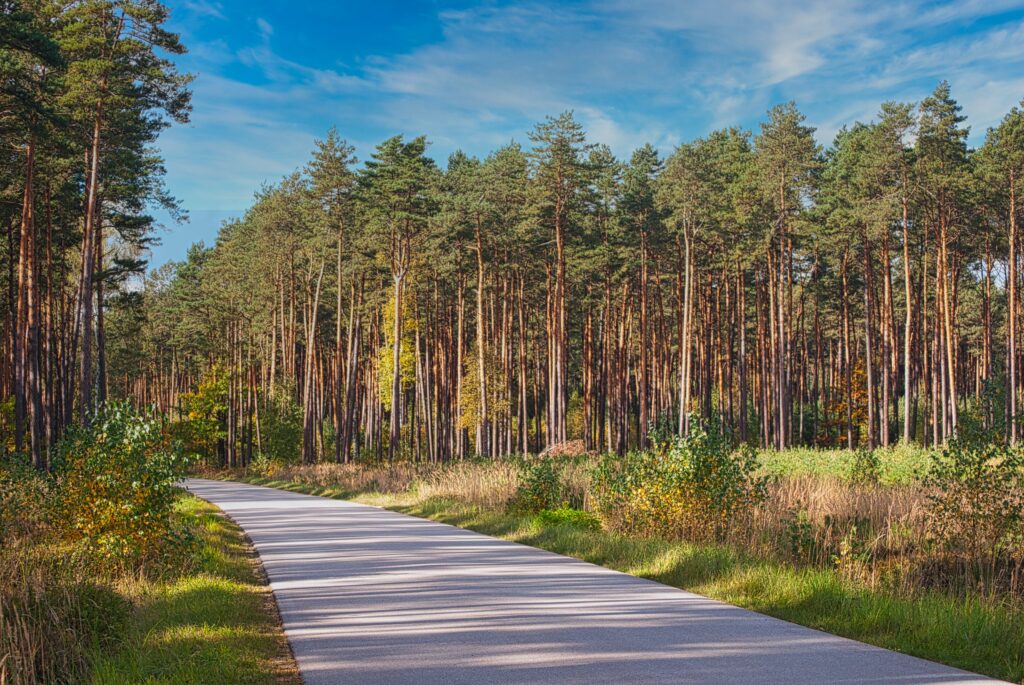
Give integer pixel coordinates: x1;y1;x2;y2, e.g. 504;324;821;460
88;495;300;685
210;465;1024;683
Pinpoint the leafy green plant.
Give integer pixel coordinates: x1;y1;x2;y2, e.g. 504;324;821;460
54;402;193;567
925;436;1024;593
784;506;815;562
850;448;881;484
0;457;53;543
177;366;228;462
0;396;15;454
259;389;303;464
592;418;766;542
511;459;566;513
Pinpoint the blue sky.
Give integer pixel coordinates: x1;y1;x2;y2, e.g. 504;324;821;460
148;0;1024;267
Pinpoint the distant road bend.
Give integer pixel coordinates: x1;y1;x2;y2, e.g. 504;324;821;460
185;478;1001;685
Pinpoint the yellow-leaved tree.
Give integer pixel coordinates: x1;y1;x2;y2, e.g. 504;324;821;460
377;292;417;410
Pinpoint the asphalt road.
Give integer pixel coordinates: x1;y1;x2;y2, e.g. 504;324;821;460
184;478;1001;685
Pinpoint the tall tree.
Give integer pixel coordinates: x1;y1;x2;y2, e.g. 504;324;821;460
58;0;190;420
360;136;436;461
978;102;1024;444
528;112;593;447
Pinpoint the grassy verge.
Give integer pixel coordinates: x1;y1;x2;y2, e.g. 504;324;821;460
236;474;1024;684
88;494;299;685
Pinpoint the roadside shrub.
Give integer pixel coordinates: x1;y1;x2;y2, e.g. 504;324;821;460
0;547;127;685
177;366;228;461
248;452;280;478
512;459;566;513
925;437;1024;594
54;402;192;568
593;420;766;542
534;507;601;531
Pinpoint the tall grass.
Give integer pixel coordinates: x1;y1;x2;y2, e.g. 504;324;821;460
0;463;127;685
756;442;935;484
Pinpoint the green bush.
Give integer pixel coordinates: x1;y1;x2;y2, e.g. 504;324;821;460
176;366;228;461
849;448;881;484
925;436;1024;592
54;402;193;567
593;419;766;542
512;459;566;513
259;390;303;464
0;457;53;543
1;453;129;685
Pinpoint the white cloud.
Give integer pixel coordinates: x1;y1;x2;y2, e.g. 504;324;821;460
180;0;225;20
256;17;273;40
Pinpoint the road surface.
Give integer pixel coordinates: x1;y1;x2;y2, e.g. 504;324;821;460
184;478;1000;685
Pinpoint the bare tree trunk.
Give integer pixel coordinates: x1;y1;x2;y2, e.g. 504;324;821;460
902;186;914;443
1010;173;1018;444
475;221;489;456
863;234;877;449
388;270;405;462
302;262;325;463
78;110;102;422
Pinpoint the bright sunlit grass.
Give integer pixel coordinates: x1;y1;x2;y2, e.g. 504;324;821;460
88;496;299;685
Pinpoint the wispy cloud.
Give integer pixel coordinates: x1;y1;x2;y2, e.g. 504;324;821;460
180;0;224;20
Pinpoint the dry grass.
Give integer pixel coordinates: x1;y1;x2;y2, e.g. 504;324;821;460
0;542;123;685
0;463;119;685
241;460;523;508
241;457;596;510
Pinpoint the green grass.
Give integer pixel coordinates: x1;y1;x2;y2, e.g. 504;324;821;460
88;495;299;685
757;443;935;483
238;474;1024;683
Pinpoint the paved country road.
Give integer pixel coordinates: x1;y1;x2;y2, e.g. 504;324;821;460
184;478;1001;685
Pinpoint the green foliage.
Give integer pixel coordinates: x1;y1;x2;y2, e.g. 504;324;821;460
259;389;303;464
566;391;585;441
377;292;417;410
757;444;934;484
458;345;510;435
925;437;1024;590
849;448;881;484
593;419;766;542
54;402;193;567
512;459;567;513
0;456;53;543
0;396;15;455
533;507;601;531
